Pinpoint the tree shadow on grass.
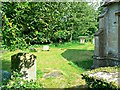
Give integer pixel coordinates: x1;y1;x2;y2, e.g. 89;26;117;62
61;49;94;70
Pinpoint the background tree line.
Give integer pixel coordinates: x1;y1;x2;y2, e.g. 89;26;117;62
1;2;98;50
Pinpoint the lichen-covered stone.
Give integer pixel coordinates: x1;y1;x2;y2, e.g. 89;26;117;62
82;67;120;88
43;70;63;78
11;53;36;81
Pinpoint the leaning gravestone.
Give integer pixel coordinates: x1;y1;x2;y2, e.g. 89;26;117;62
11;53;36;81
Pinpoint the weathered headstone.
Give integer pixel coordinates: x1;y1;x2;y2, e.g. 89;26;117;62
11;53;36;81
43;45;49;51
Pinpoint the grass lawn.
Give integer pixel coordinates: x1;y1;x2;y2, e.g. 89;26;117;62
1;41;94;88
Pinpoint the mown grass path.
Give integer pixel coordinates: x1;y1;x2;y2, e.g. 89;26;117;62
1;42;94;88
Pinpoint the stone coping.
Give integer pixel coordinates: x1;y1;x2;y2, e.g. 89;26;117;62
88;71;120;86
93;56;120;61
82;67;120;88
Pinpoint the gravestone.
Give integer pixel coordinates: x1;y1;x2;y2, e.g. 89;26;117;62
80;38;85;44
11;53;36;81
79;36;88;44
43;45;49;51
43;70;63;78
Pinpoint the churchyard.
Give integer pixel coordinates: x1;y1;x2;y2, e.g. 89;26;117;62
1;1;120;89
1;42;94;88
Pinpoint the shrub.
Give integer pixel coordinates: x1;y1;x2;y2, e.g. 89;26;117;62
81;66;120;89
1;71;42;89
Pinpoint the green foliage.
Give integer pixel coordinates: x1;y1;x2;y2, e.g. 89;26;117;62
2;2;98;50
82;74;117;89
1;71;42;89
54;30;71;43
81;67;120;89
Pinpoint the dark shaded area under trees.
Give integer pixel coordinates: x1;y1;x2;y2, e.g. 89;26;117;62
1;2;98;50
61;49;94;70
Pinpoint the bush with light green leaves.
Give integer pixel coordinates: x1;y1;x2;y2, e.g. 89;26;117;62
1;71;42;89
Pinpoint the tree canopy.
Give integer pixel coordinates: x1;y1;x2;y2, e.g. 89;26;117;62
2;2;98;50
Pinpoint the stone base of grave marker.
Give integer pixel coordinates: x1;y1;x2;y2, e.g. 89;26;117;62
80;38;85;44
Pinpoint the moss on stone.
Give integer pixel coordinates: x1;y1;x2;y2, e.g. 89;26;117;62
81;66;120;89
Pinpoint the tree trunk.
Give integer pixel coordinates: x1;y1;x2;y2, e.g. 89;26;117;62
70;33;72;42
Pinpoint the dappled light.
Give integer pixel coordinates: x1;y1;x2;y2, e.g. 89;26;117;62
1;0;120;89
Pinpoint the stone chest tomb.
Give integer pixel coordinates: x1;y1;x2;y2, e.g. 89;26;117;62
93;0;120;68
